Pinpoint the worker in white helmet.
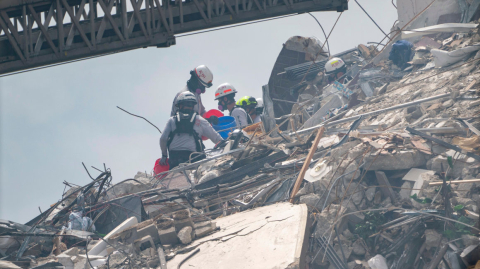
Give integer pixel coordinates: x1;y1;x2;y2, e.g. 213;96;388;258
161;92;223;169
323;57;351;85
214;83;251;128
253;98;264;123
171;65;213;117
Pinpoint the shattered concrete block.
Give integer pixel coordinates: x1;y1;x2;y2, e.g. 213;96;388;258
56;253;74;269
103;172;153;199
134;235;155;253
399;181;413;200
461;244;480;266
424;229;442;250
157;226;179;245
331;141;362;160
177;226;193;244
156;217;174;230
456;183;476;198
137;223;161;244
61;247;79;257
194;221;216;238
366;150;427;171
452;197;475;206
174;218;195;239
462;234;479;247
334;243;352;261
340;200;365;226
365;187;376;202
352;239;366;256
347;143;368;161
109;226;138;245
466;204;479;213
343;229;354;240
337;158;360;181
427;155;472;179
315;204;347;237
344;183;365;205
172;209;191;220
380;197;392;207
299;193;323;211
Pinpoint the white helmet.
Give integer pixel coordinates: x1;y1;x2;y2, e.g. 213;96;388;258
255;98;264;114
194;65;213;88
176;91;198;107
214;83;238;100
324;57;346;75
255;98;264;108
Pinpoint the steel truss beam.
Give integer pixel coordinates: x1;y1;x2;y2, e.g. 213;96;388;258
0;0;347;75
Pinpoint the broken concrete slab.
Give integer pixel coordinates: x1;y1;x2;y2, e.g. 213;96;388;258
157;226;179;245
136;221;160;244
402;168;436;196
194;221;216;238
167;203;310;269
366;150;428;171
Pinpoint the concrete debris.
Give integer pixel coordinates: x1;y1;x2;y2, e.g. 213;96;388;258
5;6;480;269
177;226;193;244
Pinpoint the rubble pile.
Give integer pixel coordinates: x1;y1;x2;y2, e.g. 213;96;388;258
3;7;480;269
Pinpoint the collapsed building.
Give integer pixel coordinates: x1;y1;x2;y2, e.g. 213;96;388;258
2;1;480;268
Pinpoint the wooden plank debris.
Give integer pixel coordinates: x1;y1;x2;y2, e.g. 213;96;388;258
289;127;325;202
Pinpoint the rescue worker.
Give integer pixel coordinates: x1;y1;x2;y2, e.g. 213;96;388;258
171;65;213;117
161;92;223;169
254;98;264;123
236;96;261;124
214;83;251;128
324;57;351;85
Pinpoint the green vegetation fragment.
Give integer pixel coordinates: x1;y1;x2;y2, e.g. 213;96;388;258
354;211;386;244
410;194;432;204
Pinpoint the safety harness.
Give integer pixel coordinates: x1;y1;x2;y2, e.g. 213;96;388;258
167;112;205;152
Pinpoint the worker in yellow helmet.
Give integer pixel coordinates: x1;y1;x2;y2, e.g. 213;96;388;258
236;96;261;124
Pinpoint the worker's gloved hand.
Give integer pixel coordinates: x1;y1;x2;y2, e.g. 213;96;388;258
160;155;168;166
207;115;219;125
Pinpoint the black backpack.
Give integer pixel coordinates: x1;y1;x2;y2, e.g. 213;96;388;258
167;112;205;152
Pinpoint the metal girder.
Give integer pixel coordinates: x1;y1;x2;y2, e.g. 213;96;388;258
0;0;348;75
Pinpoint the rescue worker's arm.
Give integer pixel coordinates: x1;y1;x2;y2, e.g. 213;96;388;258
199;117;223;144
160;119;174;156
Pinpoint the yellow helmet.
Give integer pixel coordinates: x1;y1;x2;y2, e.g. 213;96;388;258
236;96;257;107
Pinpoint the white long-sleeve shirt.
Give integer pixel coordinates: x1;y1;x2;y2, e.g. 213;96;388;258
230;107;250;128
160;115;222;156
170;86;206;117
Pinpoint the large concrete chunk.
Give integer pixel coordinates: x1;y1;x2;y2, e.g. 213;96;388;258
167;203;310;269
366;150;427;171
103;172;153;199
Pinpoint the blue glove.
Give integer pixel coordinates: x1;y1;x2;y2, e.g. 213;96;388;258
160;155;168;165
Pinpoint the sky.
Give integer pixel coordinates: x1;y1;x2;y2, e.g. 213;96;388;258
0;0;398;223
